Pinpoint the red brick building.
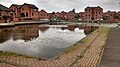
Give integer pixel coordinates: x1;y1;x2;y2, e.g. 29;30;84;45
9;3;39;21
67;9;76;21
20;3;39;20
0;4;15;23
10;4;21;17
102;11;120;22
9;4;22;21
78;12;85;20
105;11;117;21
48;13;53;20
84;6;103;21
59;11;67;20
54;12;60;19
116;11;120;21
39;9;49;20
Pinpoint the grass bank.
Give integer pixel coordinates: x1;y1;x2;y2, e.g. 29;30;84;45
0;51;43;60
63;27;100;54
96;27;110;67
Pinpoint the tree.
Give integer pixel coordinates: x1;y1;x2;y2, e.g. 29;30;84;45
114;16;119;19
52;12;55;15
102;16;107;20
74;14;80;20
20;13;25;17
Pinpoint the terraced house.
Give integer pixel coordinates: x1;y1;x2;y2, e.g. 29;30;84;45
59;11;67;20
10;3;39;21
102;11;120;22
67;9;76;21
9;4;22;21
39;9;49;20
0;4;14;23
84;6;103;21
20;3;39;20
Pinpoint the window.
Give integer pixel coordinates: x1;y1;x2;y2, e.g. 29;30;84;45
22;8;24;11
20;13;25;17
32;13;34;16
10;13;13;16
26;12;28;17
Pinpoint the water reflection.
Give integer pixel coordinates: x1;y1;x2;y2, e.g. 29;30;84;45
0;24;98;59
12;25;39;42
0;28;13;43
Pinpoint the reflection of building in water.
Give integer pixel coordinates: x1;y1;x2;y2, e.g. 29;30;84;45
84;26;99;35
67;25;76;31
60;25;76;31
13;25;39;41
39;26;49;33
61;27;67;30
0;28;13;43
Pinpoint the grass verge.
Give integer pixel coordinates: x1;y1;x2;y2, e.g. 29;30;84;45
0;51;43;60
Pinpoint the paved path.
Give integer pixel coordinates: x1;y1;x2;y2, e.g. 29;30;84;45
73;27;109;67
100;28;120;67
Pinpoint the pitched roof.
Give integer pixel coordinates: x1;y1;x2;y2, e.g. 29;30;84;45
85;6;103;9
23;3;38;9
107;11;117;14
68;9;76;13
10;4;22;9
40;9;47;13
0;4;10;11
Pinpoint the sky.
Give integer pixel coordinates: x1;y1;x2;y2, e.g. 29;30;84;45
0;0;120;12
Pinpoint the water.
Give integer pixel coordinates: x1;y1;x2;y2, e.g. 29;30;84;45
0;24;97;59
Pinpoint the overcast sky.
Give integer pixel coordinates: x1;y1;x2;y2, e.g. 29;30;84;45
0;0;120;12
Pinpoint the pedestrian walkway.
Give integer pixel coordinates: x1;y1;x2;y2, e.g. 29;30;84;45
100;28;120;67
73;27;109;67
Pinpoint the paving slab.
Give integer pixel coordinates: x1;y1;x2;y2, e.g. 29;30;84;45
100;27;120;67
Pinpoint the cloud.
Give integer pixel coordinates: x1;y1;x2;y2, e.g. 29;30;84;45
0;0;120;12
